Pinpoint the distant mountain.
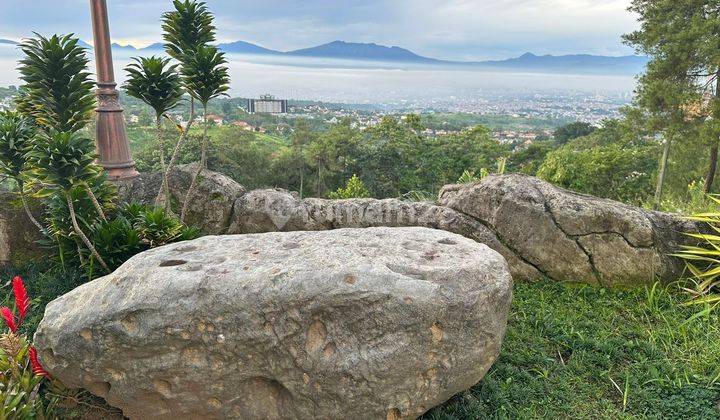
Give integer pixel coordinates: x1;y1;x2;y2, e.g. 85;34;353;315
218;40;281;55
5;37;642;75
286;41;438;63
477;52;649;74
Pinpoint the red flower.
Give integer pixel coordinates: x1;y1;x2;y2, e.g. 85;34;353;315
12;276;29;322
1;307;17;333
29;347;50;378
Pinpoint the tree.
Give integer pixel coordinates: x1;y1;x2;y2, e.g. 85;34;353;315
27;131;111;272
0;111;42;231
179;45;230;222
329;175;371;199
290;119;314;198
553;122;596;145
123;56;184;210
537;124;659;204
624;0;720;193
16;34;95;134
160;0;217;206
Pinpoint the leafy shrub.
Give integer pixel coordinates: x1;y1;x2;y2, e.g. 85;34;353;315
673;196;720;306
329;174;371;199
538;142;657;204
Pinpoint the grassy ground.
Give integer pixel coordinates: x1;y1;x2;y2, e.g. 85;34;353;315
424;281;720;419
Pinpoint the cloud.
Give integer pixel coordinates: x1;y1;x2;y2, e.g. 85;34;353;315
0;0;638;60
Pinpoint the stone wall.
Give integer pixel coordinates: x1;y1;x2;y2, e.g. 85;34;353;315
121;166;697;286
2;165;700;286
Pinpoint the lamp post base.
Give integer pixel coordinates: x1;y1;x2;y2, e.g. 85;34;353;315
96;82;139;181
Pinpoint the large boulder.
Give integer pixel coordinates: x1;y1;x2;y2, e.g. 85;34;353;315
118;164;246;235
34;227;512;420
439;174;698;287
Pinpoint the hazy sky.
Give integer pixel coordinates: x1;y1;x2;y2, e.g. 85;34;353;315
0;0;639;60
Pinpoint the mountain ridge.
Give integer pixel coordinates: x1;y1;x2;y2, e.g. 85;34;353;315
0;38;647;74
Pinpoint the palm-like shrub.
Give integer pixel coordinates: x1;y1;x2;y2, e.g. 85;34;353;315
181;46;230;107
123;57;184;209
180;44;230;221
160;0;219;217
26;131;111;272
124;57;184;118
675;197;720;306
16;34;95;133
0;111;43;232
161;0;216;62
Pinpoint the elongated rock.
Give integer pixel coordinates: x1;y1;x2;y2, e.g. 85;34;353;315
34;227;513;419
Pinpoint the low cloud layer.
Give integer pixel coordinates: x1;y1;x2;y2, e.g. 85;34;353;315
0;0;638;60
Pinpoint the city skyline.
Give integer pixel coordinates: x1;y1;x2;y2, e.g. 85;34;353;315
0;0;639;61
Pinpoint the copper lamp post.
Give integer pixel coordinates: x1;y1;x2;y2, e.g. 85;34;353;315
89;0;138;180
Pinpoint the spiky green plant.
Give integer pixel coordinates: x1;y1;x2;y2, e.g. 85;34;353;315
160;0;218;213
26;131;110;273
0;111;43;232
674;195;720;306
16;34;95;134
161;0;216;62
123;56;184;210
178;46;230;222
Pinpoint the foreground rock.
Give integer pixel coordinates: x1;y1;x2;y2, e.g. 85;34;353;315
35;227;512;420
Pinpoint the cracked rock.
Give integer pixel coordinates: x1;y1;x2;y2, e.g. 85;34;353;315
34;227;512;420
439;174;698;286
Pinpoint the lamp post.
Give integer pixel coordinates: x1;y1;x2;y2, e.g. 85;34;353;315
89;0;138;181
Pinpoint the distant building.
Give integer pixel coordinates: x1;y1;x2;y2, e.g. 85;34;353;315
247;95;288;114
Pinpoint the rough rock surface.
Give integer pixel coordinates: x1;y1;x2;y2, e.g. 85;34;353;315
438;175;697;287
118;164;245;235
0;192;43;265
228;189;542;281
34;227;513;420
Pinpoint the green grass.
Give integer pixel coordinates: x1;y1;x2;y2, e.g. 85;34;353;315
424;281;720;419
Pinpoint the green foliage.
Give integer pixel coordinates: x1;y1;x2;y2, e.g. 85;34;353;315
123;57;184;119
424;281;720;419
673;196;720;307
87;204;200;273
181;45;229;106
0;334;56;419
537;123;658;204
657;180;716;215
553;121;597;145
15;34;95;134
328;175;371;199
0;111;35;181
26;131;99;193
161;0;216;62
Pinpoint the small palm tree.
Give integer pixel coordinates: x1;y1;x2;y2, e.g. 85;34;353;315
160;0;217;206
0;111;43;232
123;56;184;210
16;33;95;134
161;0;216;62
27;131;110;273
179;45;230;222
